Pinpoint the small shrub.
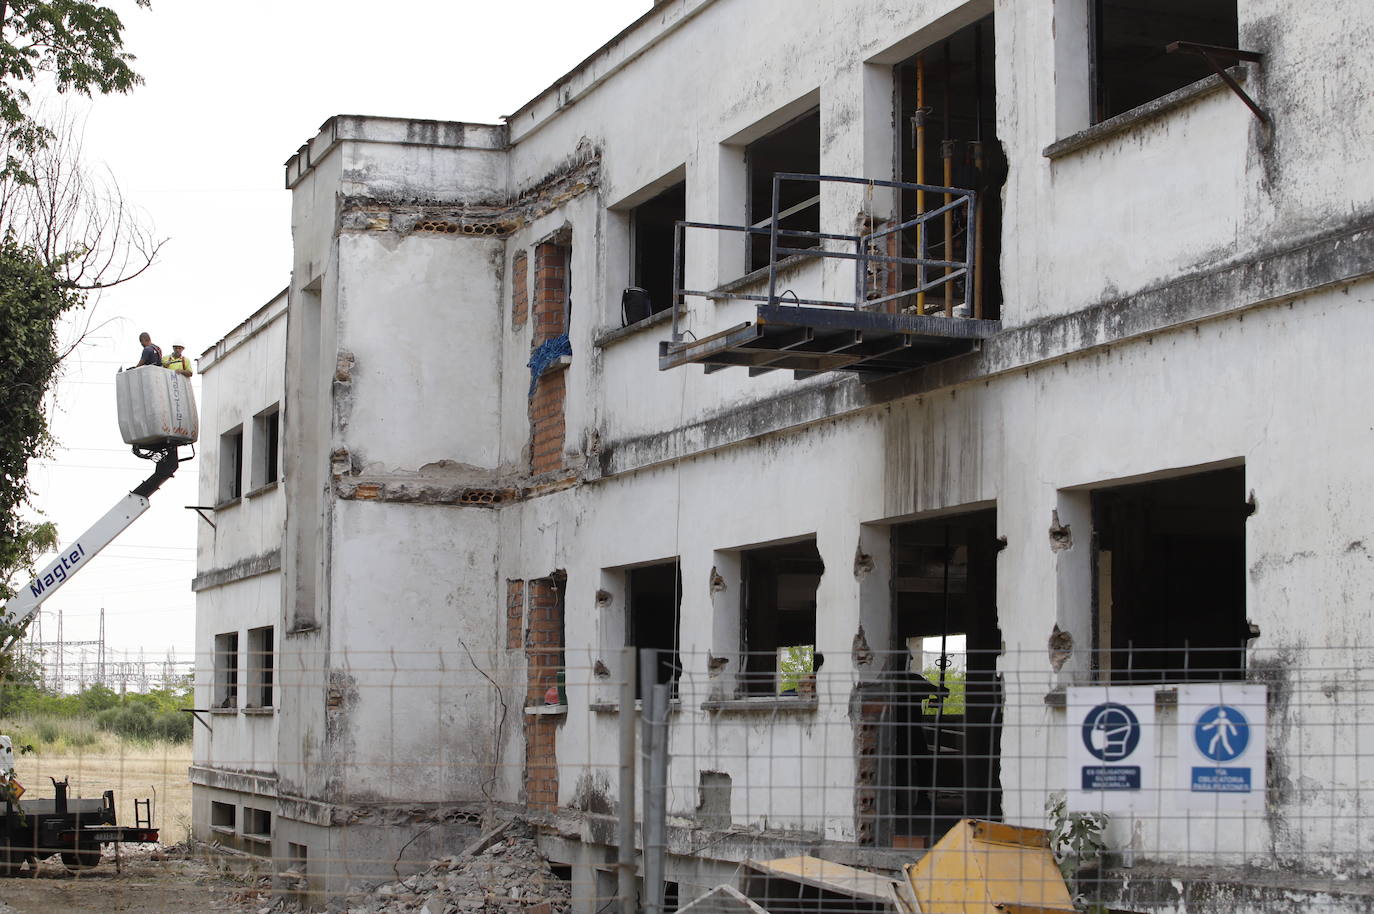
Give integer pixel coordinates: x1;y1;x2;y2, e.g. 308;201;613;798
153;711;191;744
0;682;194;749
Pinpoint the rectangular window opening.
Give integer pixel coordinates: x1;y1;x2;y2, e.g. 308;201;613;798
746;109;821;272
895;15;1004;320
629;181;687;322
218;426;244;503
740;539;823;696
213;631;239;709
628;560;682;700
288;842;308;884
251;405;281;489
243;807;272;843
1092;466;1248;683
1092;0;1239;123
247;625;274;708
210;801;235;831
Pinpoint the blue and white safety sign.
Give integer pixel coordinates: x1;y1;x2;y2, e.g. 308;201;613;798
1176;684;1267;811
1067;686;1156;813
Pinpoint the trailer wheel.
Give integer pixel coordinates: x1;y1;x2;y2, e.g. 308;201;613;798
61;845;101;870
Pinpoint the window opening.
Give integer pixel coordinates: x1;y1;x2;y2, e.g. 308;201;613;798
1092;0;1238;123
218;426;244;503
246;625;274;708
630;181;686;321
243;807;271;841
740;540;823;696
252;406;280;489
288;843;308;893
213;632;239;708
210;801;235;831
628;561;682;700
1092;466;1247;683
896;15;1004;321
746;109;821;272
881;509;1001;845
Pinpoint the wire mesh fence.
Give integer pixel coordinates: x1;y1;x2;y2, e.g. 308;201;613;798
36;642;1339;913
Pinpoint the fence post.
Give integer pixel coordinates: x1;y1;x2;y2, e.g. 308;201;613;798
618;646;638;914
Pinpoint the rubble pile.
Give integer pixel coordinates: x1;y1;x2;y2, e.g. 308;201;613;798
342;820;571;914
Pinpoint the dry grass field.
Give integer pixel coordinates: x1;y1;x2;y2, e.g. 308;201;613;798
13;739;193;843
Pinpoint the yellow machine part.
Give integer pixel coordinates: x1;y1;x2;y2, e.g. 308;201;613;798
904;819;1077;914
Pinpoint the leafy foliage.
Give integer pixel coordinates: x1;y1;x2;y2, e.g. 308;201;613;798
0;1;150;182
2;679;192;745
777;644;814;693
1046;791;1110;907
0;233;82;608
920;667;966;715
0;2;156;665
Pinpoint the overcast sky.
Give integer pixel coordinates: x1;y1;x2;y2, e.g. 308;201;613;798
25;0;651;664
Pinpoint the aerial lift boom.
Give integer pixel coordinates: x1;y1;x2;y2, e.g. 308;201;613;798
2;448;182;629
3;363;198;629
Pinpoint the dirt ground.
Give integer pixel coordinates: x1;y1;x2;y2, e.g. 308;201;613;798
17;743;193;843
0;846;273;914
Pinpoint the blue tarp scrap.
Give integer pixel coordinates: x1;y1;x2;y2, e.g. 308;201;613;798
527;334;572;397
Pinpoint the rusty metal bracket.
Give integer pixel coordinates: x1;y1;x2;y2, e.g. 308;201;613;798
1167;41;1269;127
181;708;213;733
186;505;216;529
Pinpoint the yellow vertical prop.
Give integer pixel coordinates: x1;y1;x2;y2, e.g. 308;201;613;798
943;146;953;318
915;57;926;314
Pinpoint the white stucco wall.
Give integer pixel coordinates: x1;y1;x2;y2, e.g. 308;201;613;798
196;0;1374;903
192;291;287;845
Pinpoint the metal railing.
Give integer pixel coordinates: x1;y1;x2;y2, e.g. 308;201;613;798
670;173;976;343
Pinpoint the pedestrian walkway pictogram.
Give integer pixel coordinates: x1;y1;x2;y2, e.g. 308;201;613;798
1194;704;1250;762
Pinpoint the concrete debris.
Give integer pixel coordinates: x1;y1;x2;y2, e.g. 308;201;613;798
340;819;569;914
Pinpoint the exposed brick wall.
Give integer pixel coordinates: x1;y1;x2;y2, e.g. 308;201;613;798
853;693;884;845
505;580;525;650
524;579;563;702
529;370;566;476
511;250;528;329
526;718;559;812
524;577;564;812
529;242;569;476
532;242;567;346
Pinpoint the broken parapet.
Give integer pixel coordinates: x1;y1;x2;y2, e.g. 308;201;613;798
339;150;601;243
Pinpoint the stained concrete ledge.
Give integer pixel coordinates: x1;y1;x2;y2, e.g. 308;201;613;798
599;216;1374;480
192;548;281;592
1043;67;1249;160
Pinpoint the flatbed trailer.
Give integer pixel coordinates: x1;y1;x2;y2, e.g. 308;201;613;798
0;778;158;874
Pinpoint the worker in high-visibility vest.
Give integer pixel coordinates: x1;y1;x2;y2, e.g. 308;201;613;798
162;341;193;378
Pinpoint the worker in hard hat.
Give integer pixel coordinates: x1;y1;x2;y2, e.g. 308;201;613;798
162;341;193;378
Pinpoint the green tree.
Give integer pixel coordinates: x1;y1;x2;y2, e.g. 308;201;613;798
0;2;154;669
0;231;84;619
0;1;150;182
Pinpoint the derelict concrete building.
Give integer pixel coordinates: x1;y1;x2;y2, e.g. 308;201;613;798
192;0;1374;910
